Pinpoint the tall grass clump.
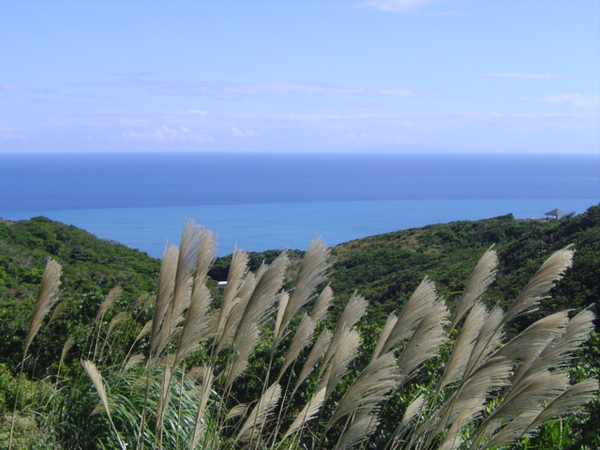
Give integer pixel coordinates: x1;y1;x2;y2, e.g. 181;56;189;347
7;221;599;449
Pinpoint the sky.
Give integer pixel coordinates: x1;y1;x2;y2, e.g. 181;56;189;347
1;0;599;154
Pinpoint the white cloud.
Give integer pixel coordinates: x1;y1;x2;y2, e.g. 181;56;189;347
123;126;213;142
251;82;414;96
231;128;258;137
165;110;208;116
355;0;455;14
91;110;130;115
376;88;415;96
83;109;208;117
236;112;406;121
0;84;55;94
542;94;600;108
81;79;415;100
0;84;21;93
252;82;416;97
479;72;564;80
0;129;26;139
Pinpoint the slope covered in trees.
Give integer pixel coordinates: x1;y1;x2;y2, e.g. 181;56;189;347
3;206;599;321
328;206;600;327
0;205;598;448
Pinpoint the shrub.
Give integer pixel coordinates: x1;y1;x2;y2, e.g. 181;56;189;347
7;221;599;449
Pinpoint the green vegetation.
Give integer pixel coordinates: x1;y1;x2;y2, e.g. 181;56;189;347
328;208;600;327
0;216;160;373
1;205;599;448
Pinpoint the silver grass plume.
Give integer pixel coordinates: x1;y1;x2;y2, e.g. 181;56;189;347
397;300;449;383
181;228;216;355
329;352;399;427
81;360;126;449
59;335;75;367
474;371;570;447
278;314;316;379
428;356;513;448
90;399;116;416
336;411;380;449
106;311;129;337
122;321;153;370
48;300;69;326
392;394;426;444
134;320;153;344
509;308;595;392
438;409;473;450
320;327;361;400
502;246;574;324
217;271;257;353
477;373;571;448
495;311;569;363
524;378;599;434
155;365;173;436
227;323;261;388
491;311;570;392
380;277;438;355
436;303;519;442
282;387;326;440
184;366;206;381
124;353;146;370
151;244;179;351
437;302;488;391
24;258;62;355
293;329;332;394
481;377;599;450
184;228;216;339
155;221;202;354
230;279;285;382
457;308;595;447
193;227;216;285
189;367;215;449
174;284;214;366
310;284;334;326
274;237;329;342
320;292;367;376
233;252;288;349
273;292;290;346
226;404;249;421
82;360;111;414
94;286;123;323
214;248;249;343
479;412;540;450
463;305;505;378
371;312;398;362
236;382;282;443
152;315;185;361
449;246;497;331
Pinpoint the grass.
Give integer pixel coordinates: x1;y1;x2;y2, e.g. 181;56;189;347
5;220;599;449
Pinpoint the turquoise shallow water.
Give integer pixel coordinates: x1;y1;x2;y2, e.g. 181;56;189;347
1;152;598;257
4;198;596;257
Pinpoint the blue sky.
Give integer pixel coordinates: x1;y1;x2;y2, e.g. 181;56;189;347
1;0;599;153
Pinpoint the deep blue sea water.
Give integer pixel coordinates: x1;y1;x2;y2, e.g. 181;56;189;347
1;152;598;257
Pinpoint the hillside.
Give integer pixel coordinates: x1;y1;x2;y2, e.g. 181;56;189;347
2;206;599;337
2;204;599;307
0;216;161;300
328;206;600;330
0;216;161;369
209;204;600;330
1;205;599;448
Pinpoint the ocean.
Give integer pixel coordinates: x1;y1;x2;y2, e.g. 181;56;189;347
1;152;598;257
